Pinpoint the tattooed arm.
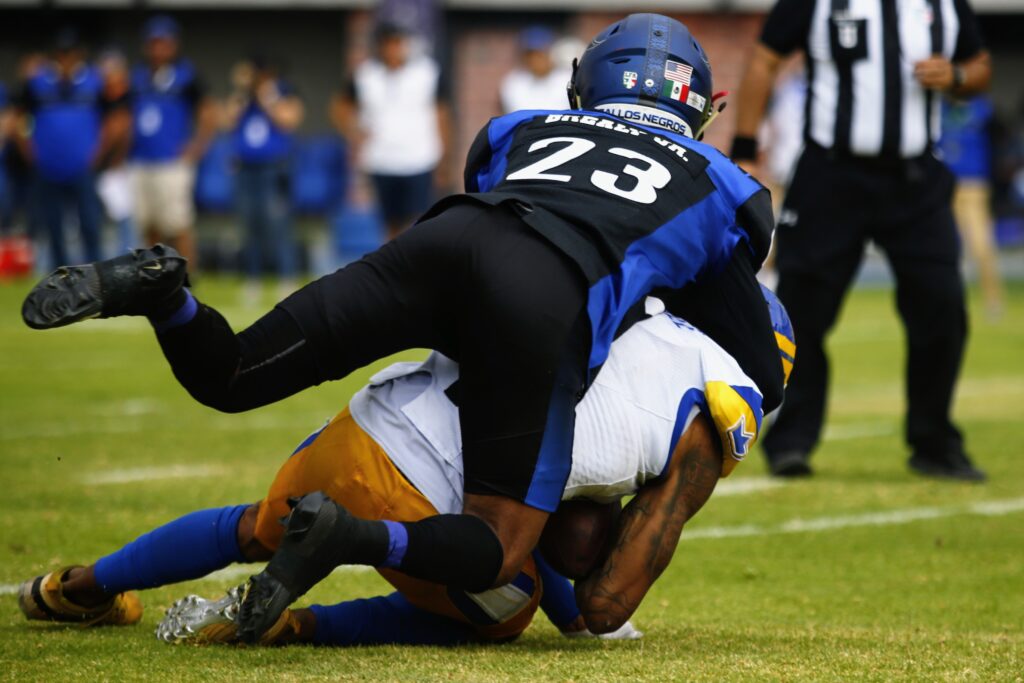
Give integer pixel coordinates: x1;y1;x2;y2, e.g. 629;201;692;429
574;414;723;634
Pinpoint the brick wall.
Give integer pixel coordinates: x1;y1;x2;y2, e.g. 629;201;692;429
450;12;767;176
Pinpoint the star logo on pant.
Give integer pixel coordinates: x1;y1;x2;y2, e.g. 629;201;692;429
727;414;756;458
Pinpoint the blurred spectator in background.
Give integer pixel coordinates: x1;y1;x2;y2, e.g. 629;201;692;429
756;67;806;291
0;76;35;279
1;53;45;246
225;56;304;298
333;22;450;240
499;27;570;113
95;49;136;255
377;0;441;56
760;69;806;211
131;15;215;266
13;29;117;267
940;95;1005;319
0;80;10;230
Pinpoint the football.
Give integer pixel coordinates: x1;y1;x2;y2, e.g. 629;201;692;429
538;499;622;580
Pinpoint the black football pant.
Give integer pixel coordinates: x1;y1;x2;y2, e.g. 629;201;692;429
156;199;591;512
763;142;967;462
155;197;783;507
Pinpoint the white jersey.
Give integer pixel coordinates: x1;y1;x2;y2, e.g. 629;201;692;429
499;67;572;114
349;307;763;514
354;56;443;176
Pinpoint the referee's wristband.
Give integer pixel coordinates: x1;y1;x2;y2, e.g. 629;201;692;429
730;135;759;162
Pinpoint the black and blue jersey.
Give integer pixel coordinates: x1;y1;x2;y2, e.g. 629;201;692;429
462;109;774;371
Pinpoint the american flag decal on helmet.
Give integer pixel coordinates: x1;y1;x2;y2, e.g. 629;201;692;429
664;60;693;85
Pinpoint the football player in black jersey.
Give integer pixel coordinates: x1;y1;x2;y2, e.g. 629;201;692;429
21;14;782;641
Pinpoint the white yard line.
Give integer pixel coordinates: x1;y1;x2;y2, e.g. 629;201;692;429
713;477;784;497
2;415;315;441
1;422;146;441
76;468;788;493
5;498;1021;596
682;497;1024;541
822;422;896;442
82;464;226;486
0;564;371;596
203;564;372;584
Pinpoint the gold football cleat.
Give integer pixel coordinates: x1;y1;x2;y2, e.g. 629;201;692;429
18;565;143;626
156;583;303;645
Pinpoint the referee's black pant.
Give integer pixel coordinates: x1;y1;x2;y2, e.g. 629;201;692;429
763;142;967;463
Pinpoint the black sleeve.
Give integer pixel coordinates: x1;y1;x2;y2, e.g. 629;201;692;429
760;0;817;55
463;122;493;193
952;0;984;61
736;187;775;267
653;249;786;413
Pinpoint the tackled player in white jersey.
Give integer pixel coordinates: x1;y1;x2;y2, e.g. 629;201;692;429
18;287;793;646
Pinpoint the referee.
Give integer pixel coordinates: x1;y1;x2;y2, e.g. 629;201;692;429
732;0;991;480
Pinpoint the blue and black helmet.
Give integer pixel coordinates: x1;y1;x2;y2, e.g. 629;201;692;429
568;13;714;139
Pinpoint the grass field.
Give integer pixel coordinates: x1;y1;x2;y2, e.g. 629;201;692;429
0;277;1021;682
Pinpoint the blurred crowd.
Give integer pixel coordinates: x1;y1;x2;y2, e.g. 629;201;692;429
0;17;312;293
0;14;585;292
1;13;1021;297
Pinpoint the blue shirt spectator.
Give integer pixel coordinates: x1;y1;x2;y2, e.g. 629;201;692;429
940;96;994;181
19;62;105;182
225;58;304;283
131;58;204;162
0;81;9;226
233;81;297;164
15;30;115;266
940;94;1004;316
0;81;8;152
0;80;8;168
128;15;214;267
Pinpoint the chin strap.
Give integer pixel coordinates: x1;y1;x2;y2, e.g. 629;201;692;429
695;90;729;140
566;58;582;109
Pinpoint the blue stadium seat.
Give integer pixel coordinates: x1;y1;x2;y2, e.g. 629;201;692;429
291;135;348;215
196;134;349;217
193;135;236;212
331;205;384;263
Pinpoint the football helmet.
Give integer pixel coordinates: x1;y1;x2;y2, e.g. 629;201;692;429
568;13;715;139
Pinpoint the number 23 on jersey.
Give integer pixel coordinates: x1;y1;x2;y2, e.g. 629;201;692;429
505;136;673;205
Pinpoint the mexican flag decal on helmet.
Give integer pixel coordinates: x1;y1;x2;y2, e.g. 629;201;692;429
661;60;693;102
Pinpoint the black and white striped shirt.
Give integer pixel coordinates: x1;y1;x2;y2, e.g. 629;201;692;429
761;0;984;159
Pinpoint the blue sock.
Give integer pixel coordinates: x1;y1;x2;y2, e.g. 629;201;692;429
149;289;198;333
309;592;477;646
93;505;248;595
534;551;581;631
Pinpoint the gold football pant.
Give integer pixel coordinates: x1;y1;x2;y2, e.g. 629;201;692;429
253;408;541;641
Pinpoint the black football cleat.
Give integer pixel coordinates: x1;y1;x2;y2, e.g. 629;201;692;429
909;451;986;482
22;245;188;330
236;491;384;643
767;451;813;478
